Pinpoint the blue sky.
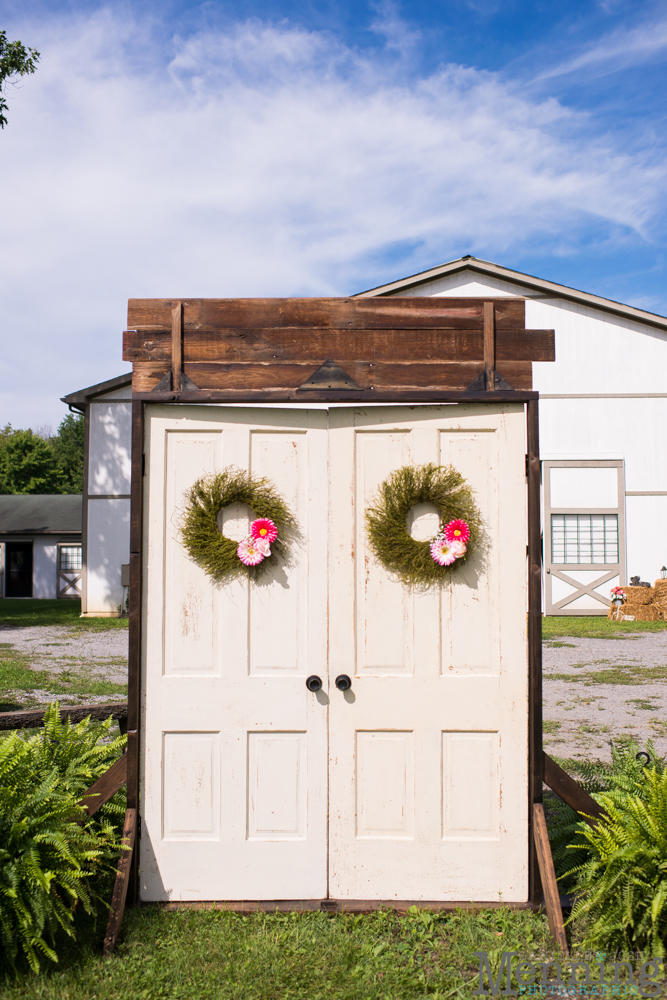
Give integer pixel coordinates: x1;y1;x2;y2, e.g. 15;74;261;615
1;0;667;427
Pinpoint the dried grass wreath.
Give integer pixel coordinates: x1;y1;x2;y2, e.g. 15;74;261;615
180;468;296;582
365;463;482;587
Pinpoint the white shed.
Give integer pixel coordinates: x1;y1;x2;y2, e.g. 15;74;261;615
71;257;667;616
62;374;132;616
0;495;82;599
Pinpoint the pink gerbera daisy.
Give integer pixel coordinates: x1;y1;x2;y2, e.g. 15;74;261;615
251;518;278;543
444;519;470;544
237;537;267;566
430;536;458;566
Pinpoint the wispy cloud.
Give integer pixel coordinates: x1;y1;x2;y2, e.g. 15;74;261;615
0;8;665;424
538;14;667;80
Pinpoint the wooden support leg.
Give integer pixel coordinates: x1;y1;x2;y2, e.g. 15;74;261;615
532;803;568;954
103;807;137;957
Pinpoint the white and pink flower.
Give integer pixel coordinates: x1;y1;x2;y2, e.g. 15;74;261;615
237;537;268;566
430;534;467;567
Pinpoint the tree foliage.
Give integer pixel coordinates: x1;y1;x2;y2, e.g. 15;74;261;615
0;31;40;129
0;415;84;495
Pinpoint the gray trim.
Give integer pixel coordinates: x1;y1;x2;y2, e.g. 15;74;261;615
81;400;91;614
626;492;667;497
0;531;81;537
354;257;667;332
61;373;132;409
543;460;626;616
87;494;132;500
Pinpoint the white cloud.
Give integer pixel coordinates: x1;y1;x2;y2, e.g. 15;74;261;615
0;7;665;426
537;15;667;80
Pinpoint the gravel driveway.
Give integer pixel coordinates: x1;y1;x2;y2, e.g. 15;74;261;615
543;631;667;761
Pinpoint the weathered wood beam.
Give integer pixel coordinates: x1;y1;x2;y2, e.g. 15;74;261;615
0;702;128;731
80;755;127;817
527;399;543;906
127;296;526;332
123;327;555;364
543;752;606;827
103;807;137;957
484;301;495;391
533;803;569;954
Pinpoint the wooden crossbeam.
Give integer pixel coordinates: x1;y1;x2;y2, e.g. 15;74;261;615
0;701;128;732
533;803;569;954
103;808;137;957
543;752;606;827
80;755;128;817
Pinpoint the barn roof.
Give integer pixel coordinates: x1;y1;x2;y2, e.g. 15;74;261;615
355;256;667;331
0;495;82;535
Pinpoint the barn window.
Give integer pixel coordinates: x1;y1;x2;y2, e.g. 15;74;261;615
59;545;82;571
550;513;619;565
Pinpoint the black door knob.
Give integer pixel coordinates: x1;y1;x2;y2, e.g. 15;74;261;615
335;674;352;691
306;675;322;692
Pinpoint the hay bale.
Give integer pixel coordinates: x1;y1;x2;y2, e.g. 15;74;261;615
624;586;655;606
654;578;667;594
623;602;663;622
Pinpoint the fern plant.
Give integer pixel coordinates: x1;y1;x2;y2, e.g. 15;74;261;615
0;704;125;972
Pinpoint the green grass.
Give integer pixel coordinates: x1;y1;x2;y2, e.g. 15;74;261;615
548;662;667;686
0;599;128;632
542;616;667;640
0;905;553;999
0;649;127;712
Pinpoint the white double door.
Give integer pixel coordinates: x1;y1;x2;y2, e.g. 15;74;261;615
141;403;528;903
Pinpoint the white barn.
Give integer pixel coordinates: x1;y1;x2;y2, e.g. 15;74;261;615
67;256;667;616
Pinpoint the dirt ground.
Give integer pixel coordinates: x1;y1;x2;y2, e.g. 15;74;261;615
543;631;667;761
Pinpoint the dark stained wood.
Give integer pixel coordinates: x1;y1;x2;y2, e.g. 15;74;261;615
154;898;536;913
543;753;606;827
533;803;569;954
80;755;127;817
127;400;144;905
123;327;555;364
527;398;543;906
132;360;533;393
172;301;183;390
484;301;495;391
0;702;127;731
133;387;539;404
103;807;137;957
127;297;526;332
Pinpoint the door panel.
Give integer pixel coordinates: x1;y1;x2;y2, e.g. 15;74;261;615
328;405;528;902
6;542;33;598
141;406;328;901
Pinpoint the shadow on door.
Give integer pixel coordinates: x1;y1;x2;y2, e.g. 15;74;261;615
6;543;33;597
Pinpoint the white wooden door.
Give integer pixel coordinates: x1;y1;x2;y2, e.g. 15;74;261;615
141;406;328;901
141;402;529;902
328;404;528;901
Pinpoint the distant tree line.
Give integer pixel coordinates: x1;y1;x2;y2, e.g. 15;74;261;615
0;415;84;494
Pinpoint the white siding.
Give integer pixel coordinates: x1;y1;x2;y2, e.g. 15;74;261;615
87;499;131;613
88;403;132;496
33;539;57;599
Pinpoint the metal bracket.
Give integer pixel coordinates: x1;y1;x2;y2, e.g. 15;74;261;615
465;369;515;392
297;359;364;391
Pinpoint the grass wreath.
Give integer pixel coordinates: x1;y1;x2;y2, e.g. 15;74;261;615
365;463;482;587
180;467;296;582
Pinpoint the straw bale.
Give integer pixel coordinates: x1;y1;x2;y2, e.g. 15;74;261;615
654;578;667;594
624;586;655;606
622;602;663;622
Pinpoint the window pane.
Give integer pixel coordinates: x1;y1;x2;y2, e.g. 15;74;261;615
550;515;618;565
59;545;82;571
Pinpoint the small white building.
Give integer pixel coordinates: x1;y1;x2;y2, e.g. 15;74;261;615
69;257;667;616
0;495;82;599
62;374;132;616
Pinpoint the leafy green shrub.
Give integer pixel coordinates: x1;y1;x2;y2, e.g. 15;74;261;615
545;739;662;893
0;704;125;971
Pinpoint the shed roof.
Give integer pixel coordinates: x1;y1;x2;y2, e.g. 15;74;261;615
61;373;132;412
0;495;82;535
355;256;667;331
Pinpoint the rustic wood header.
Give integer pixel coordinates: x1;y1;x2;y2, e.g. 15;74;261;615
123;297;555;401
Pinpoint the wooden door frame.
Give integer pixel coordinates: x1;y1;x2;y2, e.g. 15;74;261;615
127;392;543;906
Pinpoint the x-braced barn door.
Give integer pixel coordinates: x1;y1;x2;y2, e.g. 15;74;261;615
140;403;529;903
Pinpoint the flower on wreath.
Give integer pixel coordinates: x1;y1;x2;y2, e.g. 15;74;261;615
430;536;457;566
251;518;278;543
444;519;470;545
237;537;268;566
